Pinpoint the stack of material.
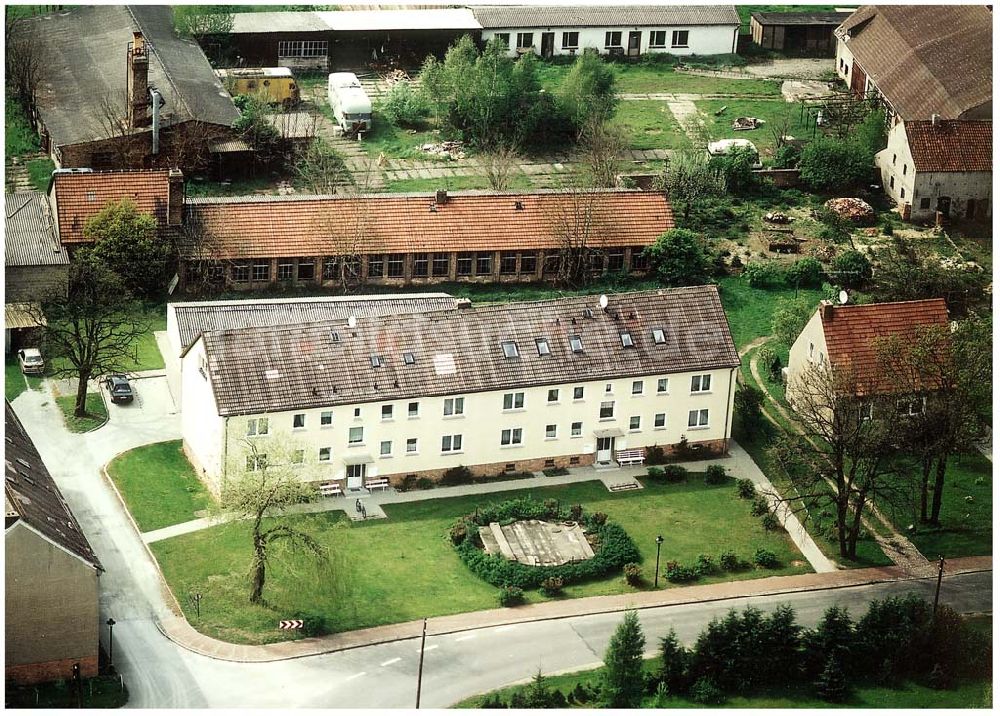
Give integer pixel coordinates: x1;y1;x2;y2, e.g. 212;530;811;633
824;197;875;224
421;140;466;160
732;116;764;131
763;211;791;224
382;68;411;86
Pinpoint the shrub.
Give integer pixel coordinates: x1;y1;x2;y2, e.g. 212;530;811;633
736;478;756;499
666;563;700;583
719;551;748;571
449;522;468;545
623;562;643;586
292;611;328;637
751;496;770;517
785;257;824;288
663;465;688;483
397;475;417;492
499;585;524;607
761;513;781;532
743;261;782;288
831;249;873;289
799;137;874;190
815;656;849;702
416;477;434;490
542;466;569;477
735;382;765;438
695;554;716;575
590;511;608;527
773;143;800;169
441;465;474;486
479;692;506;708
543;498;559;517
569;504;584;522
643;228;713;286
757;346;780;380
704;464;728;485
690;677;725;705
772;296;815;348
645;444;666;465
541;576;564;596
646;466;665;482
378;79;431;127
753;548;781;568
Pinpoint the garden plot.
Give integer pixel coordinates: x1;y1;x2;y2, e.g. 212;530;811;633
480;519;594;566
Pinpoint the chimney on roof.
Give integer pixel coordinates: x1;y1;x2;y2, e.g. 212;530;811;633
127;31;150;129
167;168;184;226
820;300;834;323
931;113;941;128
435;189;448;205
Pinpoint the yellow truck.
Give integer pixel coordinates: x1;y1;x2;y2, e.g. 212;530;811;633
215;67;300;107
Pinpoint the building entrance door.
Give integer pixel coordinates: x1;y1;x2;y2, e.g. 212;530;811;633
541;32;555;58
937;196;952;216
596;436;615;463
627;31;642;56
346;463;366;489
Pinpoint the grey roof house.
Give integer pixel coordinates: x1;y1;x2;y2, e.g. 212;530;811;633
4;192;70;304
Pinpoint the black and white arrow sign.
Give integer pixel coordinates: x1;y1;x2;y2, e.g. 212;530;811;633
278;619;304;630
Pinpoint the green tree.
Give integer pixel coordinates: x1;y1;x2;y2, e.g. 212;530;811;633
815;655;849;702
735;382;765;438
33;255;149;417
799;137;873;191
172;5;234;35
222;440;326;604
558;51;618;127
658;628;690;695
377;79;431;128
712;145;759;194
83;198;171;299
830;249;872;288
801;606;855;678
601;611;646;708
643;228;712;287
771;296;816;347
233;93;283;165
655;150;725;220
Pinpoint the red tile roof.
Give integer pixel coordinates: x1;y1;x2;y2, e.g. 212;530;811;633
905;120;993;173
821;299;950;393
178;190;674;259
53;169;172;244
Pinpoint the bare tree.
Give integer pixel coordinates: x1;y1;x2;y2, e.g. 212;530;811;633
96;91;149;168
578;116;628;188
547;188;609;288
222;440;326;605
5;15;41;124
482;144;519;192
292;136;351;195
773;360;906;560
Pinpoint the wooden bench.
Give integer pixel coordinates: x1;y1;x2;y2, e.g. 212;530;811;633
318;482;343;497
364;478;390;492
616;449;645;466
609;481;641;492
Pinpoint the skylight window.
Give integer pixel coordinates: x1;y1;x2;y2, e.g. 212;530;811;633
501;340;520;358
535;338;551;356
620;332;634;348
402;352;416;365
652;328;666;345
569;335;584;353
370;355;384;368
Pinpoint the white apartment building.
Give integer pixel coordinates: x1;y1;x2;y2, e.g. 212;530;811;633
473;5;740;58
180;287;740;495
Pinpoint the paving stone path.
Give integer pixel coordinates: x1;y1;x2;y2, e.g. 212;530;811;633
5;157;38;193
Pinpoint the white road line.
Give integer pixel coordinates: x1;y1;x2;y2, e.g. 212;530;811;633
416;644;439;653
345;672;367;681
454;634;477;642
380;657;402;667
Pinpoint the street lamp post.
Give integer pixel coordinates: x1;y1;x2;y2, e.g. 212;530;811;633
654;535;664;588
933;556;945;617
415;617;428;708
106;618;116;671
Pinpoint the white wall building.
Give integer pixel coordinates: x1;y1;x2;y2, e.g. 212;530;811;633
473;5;740;58
180;288;741;495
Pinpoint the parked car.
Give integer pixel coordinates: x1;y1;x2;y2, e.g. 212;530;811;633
104;375;134;404
16;348;44;375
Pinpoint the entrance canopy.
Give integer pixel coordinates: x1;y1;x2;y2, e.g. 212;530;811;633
342;454;374;465
593;427;624;439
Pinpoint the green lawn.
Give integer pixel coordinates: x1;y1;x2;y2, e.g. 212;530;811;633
5;358;43;402
5;674;129;709
55;392;108;433
151;477;808;643
694;99;816;158
46;304;166;377
456;656;991;708
614;101;691;151
26;157;55;191
384;172;534;194
361;113;448;161
5;95;40;157
715;276;825;351
106;441;215;533
537;62;781;97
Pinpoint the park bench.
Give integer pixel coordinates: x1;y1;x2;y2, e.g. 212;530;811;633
319;482;343;497
616;448;645;466
609;481;641;492
365;477;390;492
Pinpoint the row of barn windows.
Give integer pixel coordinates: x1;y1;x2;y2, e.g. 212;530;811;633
497;29;689;50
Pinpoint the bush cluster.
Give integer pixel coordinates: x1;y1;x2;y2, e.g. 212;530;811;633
743;258;824;290
663;547;769;584
498;585;524;607
736;478;756;500
291;611;328;637
704;464;728;485
452;498;640;590
623;562;643;586
753;548;781;568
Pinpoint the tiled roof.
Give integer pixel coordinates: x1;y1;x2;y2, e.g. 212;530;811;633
27;5;238;149
472;5;740;28
170;294;461;353
751;12;851;26
5;192;69;267
821;299;950;393
52;170;172;244
837;5;992;120
4;402;102;570
905;120;993;173
198;286;740;417
178;189;673;259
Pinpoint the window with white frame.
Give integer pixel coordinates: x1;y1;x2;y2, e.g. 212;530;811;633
573;386;585;400
649;30;667;48
349;426;364;444
381;404;393;420
569;335;584;353
246;453;268;471
503;392;525;410
536;338;551;356
605;383;613;394
545;424;557;439
654;413;666;428
652;327;667;344
516;32;533;49
246;417;269;436
671;30;689;48
442;434;463;452
408;401;419;418
346;464;365;480
605;30;622;47
495;32;510;48
443;397;465;416
690;374;712;393
562;31;579;48
293;413;306;429
501;428;523;446
278;40;328;57
406;438;418;453
688;409;709;428
629;416;641;430
599;401;615;419
620;332;635;348
320;411;333;426
319;447;331;462
657;378;668;394
632;380;643;395
353;407;362;418
571;421;583;437
380;440;392;456
547;388;559;403
897;396;927;416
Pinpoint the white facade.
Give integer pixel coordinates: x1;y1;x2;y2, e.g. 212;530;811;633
181;337;738;491
483;25;737;58
786;308;827;409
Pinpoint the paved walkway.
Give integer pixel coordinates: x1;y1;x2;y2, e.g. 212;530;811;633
155;556;991;663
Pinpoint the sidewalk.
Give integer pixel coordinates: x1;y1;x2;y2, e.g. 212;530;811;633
156;556;991;663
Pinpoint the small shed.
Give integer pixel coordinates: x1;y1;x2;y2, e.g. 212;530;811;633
750;12;852;55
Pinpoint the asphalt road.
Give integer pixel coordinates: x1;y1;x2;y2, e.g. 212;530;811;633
10;383;993;709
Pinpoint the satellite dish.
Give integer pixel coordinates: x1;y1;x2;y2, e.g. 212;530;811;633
598;294;609;309
348;315;357;329
838;290;849;305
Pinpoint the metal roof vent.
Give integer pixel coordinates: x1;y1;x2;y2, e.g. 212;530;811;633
514;200;524;210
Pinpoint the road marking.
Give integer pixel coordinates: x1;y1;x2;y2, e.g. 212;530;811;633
380;657;402;667
345;672;367;681
454;634;477;642
416;644;439;653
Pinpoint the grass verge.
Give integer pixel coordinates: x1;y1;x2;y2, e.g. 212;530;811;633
5;358;42;402
55;392;108;433
151;477;808;643
716;276;825;351
614;100;691;151
106;440;215;533
384;172;533;193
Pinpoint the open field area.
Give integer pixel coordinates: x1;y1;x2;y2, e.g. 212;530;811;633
615;101;691;151
536;61;782;96
150;476;807;643
695;98;817;157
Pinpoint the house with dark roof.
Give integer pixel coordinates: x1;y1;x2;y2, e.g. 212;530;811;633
179;287;740;494
473;5;740;58
5;402;103;685
877;118;992;222
834;5;992;122
749;11;852;56
24;5;239;172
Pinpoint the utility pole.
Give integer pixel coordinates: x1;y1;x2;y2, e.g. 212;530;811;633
105;618;116;672
415;618;427;708
932;555;945;616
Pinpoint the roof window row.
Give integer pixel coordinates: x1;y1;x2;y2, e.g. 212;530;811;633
501;328;669;358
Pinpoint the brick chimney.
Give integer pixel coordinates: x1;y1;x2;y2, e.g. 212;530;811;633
167;168;184;226
435;189;448;205
127;31;150;129
820;300;834;323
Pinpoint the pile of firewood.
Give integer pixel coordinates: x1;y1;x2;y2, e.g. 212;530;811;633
421;140;466;160
824;197;875;224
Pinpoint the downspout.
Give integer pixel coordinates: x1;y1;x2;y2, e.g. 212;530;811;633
150;88;162;155
723;366;736;454
732;27;739;54
221;414;229;496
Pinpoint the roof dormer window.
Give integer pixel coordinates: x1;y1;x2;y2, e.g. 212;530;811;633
501;340;520;358
402;352;415;365
652;328;666;344
370;355;384;368
620;332;634;348
535;338;551;356
569;335;583;353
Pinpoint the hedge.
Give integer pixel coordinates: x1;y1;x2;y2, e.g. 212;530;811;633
452;498;640;590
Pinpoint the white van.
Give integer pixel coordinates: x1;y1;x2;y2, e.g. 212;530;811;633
327;73;372;135
707;138;763;169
